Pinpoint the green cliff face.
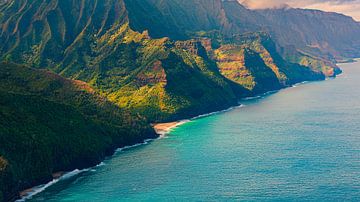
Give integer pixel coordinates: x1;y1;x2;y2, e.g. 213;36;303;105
0;0;326;122
208;33;324;91
0;0;240;122
0;63;156;201
125;0;360;62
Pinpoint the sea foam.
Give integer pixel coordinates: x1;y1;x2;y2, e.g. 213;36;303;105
17;169;88;201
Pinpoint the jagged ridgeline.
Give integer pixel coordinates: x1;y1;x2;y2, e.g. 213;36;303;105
125;0;360;60
0;0;328;122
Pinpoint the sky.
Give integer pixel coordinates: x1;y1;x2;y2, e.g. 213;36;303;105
239;0;360;21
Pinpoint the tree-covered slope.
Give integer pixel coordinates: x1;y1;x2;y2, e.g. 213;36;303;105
125;0;360;61
0;0;329;122
124;0;260;39
0;0;239;122
0;63;156;201
207;32;325;90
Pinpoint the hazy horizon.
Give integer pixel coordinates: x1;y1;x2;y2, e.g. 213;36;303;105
240;0;360;21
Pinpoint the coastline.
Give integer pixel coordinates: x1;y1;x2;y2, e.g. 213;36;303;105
150;78;329;137
28;60;360;201
17;169;89;202
15;74;334;201
153;122;184;136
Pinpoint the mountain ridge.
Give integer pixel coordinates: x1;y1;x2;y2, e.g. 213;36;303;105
0;0;329;122
255;7;360;60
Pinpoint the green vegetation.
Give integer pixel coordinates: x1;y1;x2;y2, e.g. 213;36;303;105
210;33;324;92
0;63;156;201
0;0;331;123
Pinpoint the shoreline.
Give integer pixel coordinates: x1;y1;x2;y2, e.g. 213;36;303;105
152;122;185;136
150;79;324;136
17;169;89;202
15;75;330;201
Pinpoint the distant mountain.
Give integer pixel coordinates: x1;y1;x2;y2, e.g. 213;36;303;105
256;8;360;61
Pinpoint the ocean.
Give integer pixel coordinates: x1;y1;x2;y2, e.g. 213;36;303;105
26;60;360;201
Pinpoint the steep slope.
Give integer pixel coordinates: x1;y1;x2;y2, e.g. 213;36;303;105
0;0;245;122
0;1;346;119
0;63;156;201
169;32;325;96
124;0;259;39
0;0;129;68
124;0;223;39
210;33;324;91
124;0;352;75
219;1;360;61
125;0;360;62
0;0;323;123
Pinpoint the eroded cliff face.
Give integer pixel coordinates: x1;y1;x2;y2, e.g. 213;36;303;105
202;33;324;91
124;0;232;39
0;0;129;68
125;0;360;62
0;0;326;124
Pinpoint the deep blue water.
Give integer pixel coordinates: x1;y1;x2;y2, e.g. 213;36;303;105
28;61;360;201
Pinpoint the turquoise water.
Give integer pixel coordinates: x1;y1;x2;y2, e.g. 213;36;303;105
29;61;360;201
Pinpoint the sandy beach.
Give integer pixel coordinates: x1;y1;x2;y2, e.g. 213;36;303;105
152;122;182;135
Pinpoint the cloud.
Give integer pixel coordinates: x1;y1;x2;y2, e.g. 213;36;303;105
240;0;290;9
239;0;360;21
